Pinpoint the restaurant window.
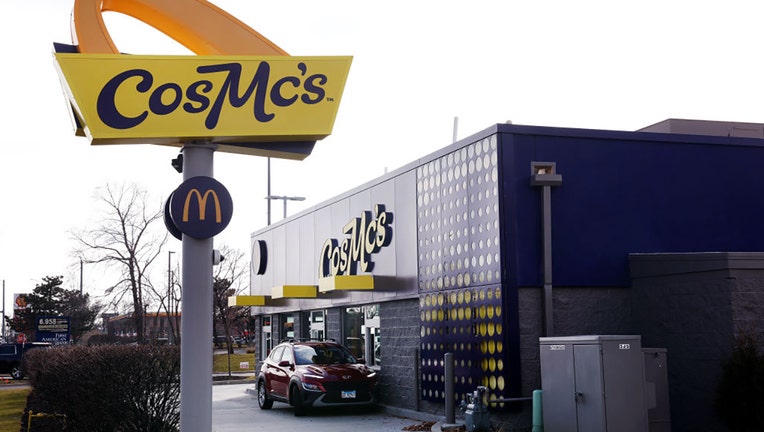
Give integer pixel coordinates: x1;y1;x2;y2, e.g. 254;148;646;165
282;314;295;340
261;315;272;358
308;310;325;340
343;304;381;368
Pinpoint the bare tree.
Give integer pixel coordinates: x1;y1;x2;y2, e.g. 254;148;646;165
147;258;182;344
73;183;168;344
212;245;250;375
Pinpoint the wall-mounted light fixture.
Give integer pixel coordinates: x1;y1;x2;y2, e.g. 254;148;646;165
531;161;562;186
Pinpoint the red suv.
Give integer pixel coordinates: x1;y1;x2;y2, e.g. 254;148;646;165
256;339;377;416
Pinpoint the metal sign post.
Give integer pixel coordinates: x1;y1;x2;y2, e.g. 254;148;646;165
179;142;215;432
53;3;352;430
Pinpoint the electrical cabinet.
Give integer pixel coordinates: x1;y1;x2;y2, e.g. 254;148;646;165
539;335;648;432
643;348;671;432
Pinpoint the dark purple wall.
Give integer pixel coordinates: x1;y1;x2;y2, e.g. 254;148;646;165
497;124;764;287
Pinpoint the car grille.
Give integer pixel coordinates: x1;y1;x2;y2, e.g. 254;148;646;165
321;382;372;403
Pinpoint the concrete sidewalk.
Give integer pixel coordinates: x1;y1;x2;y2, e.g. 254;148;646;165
212;381;441;432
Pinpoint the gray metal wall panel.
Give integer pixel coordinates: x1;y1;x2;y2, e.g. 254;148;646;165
329;199;351;238
250;231;273;295
285;219;302;284
312;204;333;270
250;169;420;313
340;181;369;307
271;225;286;287
369;181;396;274
298;214;316;284
393;172;417;277
392;171;418;292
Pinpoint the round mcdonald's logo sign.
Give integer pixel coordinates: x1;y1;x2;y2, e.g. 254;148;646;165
168;176;233;239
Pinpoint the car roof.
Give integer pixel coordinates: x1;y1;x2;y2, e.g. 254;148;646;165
279;339;341;347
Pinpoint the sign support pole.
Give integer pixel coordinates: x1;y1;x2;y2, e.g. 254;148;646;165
180;142;216;432
2;280;5;342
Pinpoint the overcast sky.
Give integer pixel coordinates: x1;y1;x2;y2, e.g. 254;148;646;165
2;0;764;316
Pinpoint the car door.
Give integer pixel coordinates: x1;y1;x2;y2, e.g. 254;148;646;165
271;346;294;398
264;346;289;399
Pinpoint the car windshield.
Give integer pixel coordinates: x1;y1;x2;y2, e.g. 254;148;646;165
294;344;357;365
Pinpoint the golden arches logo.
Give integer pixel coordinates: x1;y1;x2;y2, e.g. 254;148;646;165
183;189;222;223
71;0;287;55
54;0;353;159
168;176;233;239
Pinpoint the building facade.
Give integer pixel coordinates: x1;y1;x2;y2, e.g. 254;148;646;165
245;120;764;431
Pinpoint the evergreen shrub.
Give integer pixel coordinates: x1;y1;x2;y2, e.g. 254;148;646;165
21;345;180;432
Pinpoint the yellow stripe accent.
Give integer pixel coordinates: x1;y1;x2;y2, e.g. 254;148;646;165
318;275;375;293
271;285;318;299
227;295;268;306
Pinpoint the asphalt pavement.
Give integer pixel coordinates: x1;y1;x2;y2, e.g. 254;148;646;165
212;382;440;432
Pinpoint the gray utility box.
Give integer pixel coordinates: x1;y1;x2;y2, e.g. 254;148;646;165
643;348;671;432
540;335;649;432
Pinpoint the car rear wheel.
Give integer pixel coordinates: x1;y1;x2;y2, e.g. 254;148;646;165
10;364;24;380
257;381;273;409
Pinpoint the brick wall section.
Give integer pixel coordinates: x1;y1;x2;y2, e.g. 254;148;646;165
732;271;764;344
630;252;764;432
377;299;420;410
632;273;733;432
517;286;632;395
511;286;631;430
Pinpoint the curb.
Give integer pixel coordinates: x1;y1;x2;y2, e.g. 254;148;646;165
213;378;255;386
432;422;467;432
379;404;442;424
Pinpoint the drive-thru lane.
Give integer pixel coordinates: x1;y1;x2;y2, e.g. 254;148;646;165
0;379;436;431
212;383;432;432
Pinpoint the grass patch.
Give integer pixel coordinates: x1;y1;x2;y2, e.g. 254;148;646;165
0;388;30;431
213;352;256;374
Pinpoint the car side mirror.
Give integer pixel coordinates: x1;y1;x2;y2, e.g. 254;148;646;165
356;358;366;364
278;360;293;368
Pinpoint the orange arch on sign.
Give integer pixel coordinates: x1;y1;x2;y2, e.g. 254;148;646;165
72;0;288;55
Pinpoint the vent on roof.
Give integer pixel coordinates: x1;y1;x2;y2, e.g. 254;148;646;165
638;119;764;139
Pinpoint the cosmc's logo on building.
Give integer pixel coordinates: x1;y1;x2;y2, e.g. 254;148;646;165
53;0;352;160
319;205;393;277
166;177;233;239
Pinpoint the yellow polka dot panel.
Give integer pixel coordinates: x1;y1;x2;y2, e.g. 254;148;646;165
419;287;507;404
417;136;507;405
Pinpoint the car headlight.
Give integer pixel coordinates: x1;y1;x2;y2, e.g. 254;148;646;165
367;371;376;378
303;373;323;380
302;381;321;391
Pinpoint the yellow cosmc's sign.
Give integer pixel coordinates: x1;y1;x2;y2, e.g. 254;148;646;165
54;0;352;160
54;55;352;154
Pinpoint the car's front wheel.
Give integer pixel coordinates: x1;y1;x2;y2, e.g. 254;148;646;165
10;364;24;380
257;381;273;409
290;384;306;417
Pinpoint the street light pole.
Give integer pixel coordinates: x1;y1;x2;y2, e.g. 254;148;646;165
265;195;306;219
167;250;175;344
266;157;272;225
